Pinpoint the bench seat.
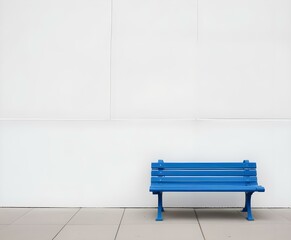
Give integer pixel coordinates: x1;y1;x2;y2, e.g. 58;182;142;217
150;184;265;192
149;160;265;221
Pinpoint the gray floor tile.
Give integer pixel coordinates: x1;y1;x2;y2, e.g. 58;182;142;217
68;208;123;225
196;208;246;223
54;225;118;240
116;224;204;240
0;224;63;240
0;208;32;224
200;222;291;240
122;208;198;224
269;209;291;221
239;209;290;223
196;208;290;224
13;208;79;225
0;208;289;240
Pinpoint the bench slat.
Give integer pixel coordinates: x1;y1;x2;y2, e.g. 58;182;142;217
152;170;257;176
151;176;258;183
152;162;256;169
152;182;258;186
150;184;265;192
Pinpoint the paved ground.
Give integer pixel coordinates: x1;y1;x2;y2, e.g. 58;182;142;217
0;208;290;240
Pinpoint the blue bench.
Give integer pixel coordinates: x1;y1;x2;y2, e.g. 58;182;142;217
149;160;265;221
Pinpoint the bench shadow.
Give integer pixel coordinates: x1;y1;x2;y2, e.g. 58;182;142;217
195;208;246;221
162;208;197;221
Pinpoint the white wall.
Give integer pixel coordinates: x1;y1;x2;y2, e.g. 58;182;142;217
0;0;290;207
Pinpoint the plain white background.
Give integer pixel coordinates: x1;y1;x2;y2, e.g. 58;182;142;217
0;0;290;207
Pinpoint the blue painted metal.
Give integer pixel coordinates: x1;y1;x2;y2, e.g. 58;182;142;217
242;192;248;212
151;170;257;176
150;184;265;192
149;160;265;221
151;176;258;183
152;161;257;169
156;192;163;221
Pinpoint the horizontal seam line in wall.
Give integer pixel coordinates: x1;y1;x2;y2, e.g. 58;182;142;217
0;118;291;121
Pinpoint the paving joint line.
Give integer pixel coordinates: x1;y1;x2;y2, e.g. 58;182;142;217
194;209;206;240
10;207;35;225
114;208;125;240
52;207;81;240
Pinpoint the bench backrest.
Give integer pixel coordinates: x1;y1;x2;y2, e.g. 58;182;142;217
151;160;259;186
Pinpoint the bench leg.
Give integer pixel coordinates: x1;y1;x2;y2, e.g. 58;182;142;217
241;193;248;212
244;192;254;221
156;192;163;221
